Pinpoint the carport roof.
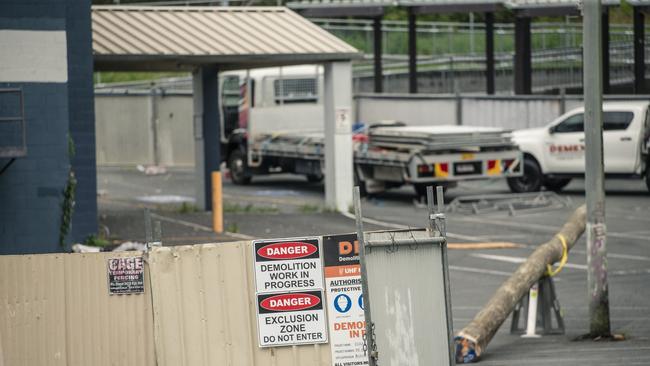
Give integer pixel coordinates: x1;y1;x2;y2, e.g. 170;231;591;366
92;6;361;71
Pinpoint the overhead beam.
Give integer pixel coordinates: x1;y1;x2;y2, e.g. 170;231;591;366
408;7;417;93
408;3;500;15
295;6;384;17
514;17;532;95
515;7;580;17
373;17;383;93
485;12;495;94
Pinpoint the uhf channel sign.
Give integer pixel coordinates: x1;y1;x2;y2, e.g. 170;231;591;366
253;237;328;347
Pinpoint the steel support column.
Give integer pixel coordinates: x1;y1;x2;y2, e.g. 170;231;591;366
514;17;532;95
634;7;645;93
602;8;610;94
485;12;495;94
583;0;611;337
324;61;353;212
373;17;383;93
408;8;417;93
192;65;221;210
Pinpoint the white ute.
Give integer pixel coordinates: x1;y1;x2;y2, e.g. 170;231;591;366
508;101;650;193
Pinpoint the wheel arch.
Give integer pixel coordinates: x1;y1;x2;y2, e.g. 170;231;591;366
518;150;548;174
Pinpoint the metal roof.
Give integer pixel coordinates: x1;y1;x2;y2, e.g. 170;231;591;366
504;0;619;16
92;6;360;71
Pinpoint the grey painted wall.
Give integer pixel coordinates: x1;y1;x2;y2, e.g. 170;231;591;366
95;94;194;167
0;0;96;254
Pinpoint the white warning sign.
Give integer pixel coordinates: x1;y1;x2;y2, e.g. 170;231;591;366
256;290;328;347
253;238;323;294
324;234;369;366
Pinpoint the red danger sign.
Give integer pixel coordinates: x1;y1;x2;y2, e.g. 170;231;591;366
256;290;328;347
257;242;318;260
253;237;324;294
260;293;321;312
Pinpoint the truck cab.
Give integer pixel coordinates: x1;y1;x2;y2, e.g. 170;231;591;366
219;65;325;184
508;101;650;193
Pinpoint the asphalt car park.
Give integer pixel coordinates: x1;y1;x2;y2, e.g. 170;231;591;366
98;168;650;365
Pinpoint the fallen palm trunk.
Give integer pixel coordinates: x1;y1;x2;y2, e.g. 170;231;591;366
455;204;587;363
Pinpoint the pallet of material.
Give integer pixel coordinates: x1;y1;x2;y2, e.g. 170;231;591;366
368;125;516;152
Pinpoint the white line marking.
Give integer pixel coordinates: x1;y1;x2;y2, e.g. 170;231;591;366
454;216;650;241
150;213;255;240
610;268;650;276
449;265;512;277
569;249;650;262
340;211;483;241
342;211;650;266
471;253;588;270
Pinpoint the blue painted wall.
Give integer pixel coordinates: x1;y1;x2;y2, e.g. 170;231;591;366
66;0;99;245
0;0;97;254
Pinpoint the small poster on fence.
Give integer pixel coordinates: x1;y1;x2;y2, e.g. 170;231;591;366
107;256;145;295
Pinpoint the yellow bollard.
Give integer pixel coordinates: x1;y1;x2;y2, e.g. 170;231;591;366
211;171;223;233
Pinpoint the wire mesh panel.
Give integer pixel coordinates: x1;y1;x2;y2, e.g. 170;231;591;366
0;88;26;157
273;78;319;104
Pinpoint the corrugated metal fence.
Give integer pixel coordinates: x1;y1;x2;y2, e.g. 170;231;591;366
0;242;331;366
95;90;650;168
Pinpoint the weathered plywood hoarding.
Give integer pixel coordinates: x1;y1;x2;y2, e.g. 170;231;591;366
148;243;330;366
0;252;155;366
0;242;331;366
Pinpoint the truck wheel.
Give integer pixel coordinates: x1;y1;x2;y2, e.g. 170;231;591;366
306;174;324;183
228;149;251;185
543;177;572;192
507;158;543;193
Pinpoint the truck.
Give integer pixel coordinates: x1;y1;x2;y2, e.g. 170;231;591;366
219;66;523;196
507;101;650;193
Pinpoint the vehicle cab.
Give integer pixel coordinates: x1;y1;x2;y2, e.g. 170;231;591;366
509;101;650;193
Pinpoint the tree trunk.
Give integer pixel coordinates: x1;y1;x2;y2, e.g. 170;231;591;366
454;205;587;363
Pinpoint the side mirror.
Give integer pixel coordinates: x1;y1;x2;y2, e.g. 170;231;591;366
548;126;556;135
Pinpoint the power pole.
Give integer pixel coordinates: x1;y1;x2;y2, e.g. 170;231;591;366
582;1;611;337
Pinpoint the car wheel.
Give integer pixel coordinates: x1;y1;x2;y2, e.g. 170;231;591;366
646;165;650;193
507;158;543;193
543;177;572;192
228;149;251;185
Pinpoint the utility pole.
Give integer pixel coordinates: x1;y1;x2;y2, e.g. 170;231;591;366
582;0;611;337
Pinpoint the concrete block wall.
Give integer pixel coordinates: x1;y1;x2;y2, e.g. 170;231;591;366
0;0;97;254
66;0;98;244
